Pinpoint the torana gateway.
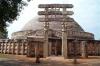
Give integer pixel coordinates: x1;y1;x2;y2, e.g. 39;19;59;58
0;4;100;59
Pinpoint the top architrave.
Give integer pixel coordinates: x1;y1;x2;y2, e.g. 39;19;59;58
38;4;73;8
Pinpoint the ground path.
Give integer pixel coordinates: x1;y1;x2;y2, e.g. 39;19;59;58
0;54;100;66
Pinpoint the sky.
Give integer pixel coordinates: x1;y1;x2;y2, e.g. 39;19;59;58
7;0;100;39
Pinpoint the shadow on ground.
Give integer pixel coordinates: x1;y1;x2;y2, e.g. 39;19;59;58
0;59;34;66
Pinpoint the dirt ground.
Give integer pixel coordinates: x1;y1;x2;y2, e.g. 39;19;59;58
1;54;100;66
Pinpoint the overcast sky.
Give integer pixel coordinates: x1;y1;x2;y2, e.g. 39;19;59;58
7;0;100;39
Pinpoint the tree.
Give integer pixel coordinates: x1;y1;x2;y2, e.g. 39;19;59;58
0;0;31;38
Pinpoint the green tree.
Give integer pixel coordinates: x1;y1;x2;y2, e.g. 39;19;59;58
0;0;31;38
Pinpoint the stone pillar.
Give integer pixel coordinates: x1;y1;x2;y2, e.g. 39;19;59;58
55;40;57;55
12;41;15;54
26;41;30;57
96;42;98;56
35;44;38;57
4;40;8;54
1;40;4;53
81;41;87;58
16;41;20;55
0;42;1;53
17;43;20;55
62;8;68;59
8;40;11;54
98;43;100;55
25;40;28;55
8;42;10;54
35;44;37;57
43;8;49;58
22;41;25;55
0;42;3;53
49;42;52;56
62;23;68;59
43;28;49;57
95;43;97;55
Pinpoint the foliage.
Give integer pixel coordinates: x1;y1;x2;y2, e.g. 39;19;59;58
0;0;30;38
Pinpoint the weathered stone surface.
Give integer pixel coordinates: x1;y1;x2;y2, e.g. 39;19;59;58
38;11;74;15
38;4;73;8
39;17;74;22
11;16;92;39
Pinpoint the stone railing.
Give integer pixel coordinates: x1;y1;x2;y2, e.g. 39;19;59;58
0;39;28;55
67;31;94;40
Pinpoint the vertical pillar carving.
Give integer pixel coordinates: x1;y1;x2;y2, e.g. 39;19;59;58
62;8;68;58
43;8;49;58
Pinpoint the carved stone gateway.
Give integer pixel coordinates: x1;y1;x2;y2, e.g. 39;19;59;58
38;4;73;58
0;4;99;60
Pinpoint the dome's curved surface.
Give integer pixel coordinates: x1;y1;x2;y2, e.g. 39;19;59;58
22;17;84;32
11;17;94;40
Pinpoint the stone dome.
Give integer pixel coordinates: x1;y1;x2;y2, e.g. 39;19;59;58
11;17;94;40
22;17;84;32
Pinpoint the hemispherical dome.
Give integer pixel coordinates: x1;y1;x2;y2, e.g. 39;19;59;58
22;17;84;32
12;17;94;40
